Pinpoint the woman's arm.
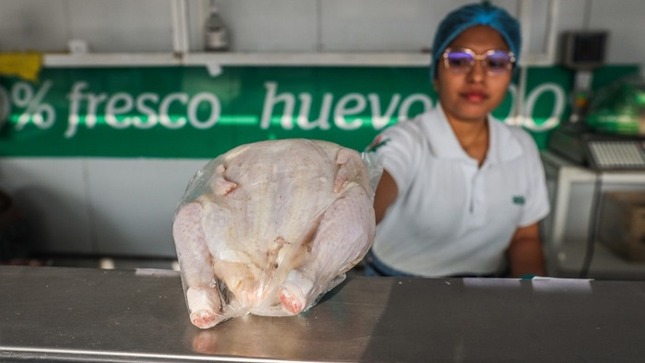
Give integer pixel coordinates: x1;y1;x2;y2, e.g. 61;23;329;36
373;170;398;224
506;223;546;277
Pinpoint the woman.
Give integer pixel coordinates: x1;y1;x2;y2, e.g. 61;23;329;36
365;2;550;278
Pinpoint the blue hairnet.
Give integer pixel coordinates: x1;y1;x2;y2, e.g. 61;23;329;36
429;2;521;79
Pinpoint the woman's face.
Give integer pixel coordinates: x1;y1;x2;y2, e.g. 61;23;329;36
434;25;513;124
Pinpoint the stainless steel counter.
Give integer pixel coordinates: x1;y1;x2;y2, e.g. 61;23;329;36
1;266;645;362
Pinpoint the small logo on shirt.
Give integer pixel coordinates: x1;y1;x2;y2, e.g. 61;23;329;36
365;136;390;153
512;195;525;205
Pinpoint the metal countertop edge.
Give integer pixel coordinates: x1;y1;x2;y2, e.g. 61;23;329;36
0;346;326;363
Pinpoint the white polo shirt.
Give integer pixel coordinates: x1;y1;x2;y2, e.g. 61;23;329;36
370;106;550;277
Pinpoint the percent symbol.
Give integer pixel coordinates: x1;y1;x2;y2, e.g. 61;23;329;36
12;80;55;130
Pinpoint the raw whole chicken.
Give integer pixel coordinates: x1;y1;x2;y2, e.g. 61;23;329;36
172;139;375;329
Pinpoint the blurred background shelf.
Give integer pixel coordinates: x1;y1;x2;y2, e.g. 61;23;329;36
43;51;432;67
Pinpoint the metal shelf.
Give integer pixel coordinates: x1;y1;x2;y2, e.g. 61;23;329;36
44;51;432;68
43;51;554;68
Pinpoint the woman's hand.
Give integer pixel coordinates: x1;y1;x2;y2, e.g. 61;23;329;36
506;223;546;277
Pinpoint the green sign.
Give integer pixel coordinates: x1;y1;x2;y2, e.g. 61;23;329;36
0;65;638;158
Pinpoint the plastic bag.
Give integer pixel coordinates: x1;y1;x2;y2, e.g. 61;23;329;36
172;139;377;329
587;76;645;135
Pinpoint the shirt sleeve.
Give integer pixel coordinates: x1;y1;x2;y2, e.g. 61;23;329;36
371;119;426;195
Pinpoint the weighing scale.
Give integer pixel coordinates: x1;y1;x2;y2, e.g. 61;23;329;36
548;30;645;171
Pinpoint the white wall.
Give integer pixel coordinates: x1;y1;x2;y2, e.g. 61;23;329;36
1;0;644;67
1;0;645;258
1;158;208;257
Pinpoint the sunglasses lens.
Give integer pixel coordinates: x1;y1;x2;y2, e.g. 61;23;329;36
485;51;513;73
445;51;474;71
444;49;514;75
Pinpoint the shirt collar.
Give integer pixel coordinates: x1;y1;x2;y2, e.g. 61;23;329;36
422;104;524;165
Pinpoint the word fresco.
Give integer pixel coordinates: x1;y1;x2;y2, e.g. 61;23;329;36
0;65;638;158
